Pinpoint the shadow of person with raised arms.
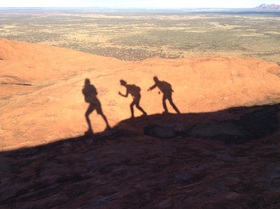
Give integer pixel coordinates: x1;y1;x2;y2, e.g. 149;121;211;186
119;79;147;118
82;78;110;136
148;76;181;114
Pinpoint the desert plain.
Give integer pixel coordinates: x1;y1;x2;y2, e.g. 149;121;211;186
0;8;280;63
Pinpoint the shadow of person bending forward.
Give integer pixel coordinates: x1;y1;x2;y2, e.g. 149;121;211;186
119;79;147;118
82;78;110;136
148;76;181;114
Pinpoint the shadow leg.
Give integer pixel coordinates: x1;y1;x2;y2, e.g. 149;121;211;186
169;98;181;114
85;105;94;134
162;96;169;113
136;103;147;116
100;112;111;130
130;102;135;118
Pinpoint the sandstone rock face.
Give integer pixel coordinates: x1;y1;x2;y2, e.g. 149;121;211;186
1;38;279;150
0;38;280;208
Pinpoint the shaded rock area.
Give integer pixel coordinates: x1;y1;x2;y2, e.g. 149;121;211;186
189;104;279;144
143;104;279;144
1;104;280;209
144;124;177;139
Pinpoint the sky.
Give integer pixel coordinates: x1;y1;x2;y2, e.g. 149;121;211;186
0;0;279;8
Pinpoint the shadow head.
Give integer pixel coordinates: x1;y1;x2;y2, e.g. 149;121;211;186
85;78;91;85
120;79;127;86
153;76;159;82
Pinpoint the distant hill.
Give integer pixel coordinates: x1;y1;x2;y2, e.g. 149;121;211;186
255;3;280;10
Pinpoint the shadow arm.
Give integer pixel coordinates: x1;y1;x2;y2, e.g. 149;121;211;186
119;89;128;97
148;84;157;91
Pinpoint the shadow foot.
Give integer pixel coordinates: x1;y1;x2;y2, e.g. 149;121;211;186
84;130;94;136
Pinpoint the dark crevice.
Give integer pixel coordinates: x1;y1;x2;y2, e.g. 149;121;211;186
1;82;32;86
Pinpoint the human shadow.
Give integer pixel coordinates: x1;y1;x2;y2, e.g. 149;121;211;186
118;79;147;118
148;76;181;114
82;78;110;135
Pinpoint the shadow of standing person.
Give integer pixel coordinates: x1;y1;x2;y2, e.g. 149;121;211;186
82;78;110;136
148;76;181;114
119;79;147;118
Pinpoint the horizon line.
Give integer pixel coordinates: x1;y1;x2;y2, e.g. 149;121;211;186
0;6;264;9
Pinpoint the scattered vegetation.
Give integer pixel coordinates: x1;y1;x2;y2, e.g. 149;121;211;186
0;9;280;63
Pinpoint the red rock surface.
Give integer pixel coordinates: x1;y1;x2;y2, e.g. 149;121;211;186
1;38;279;150
0;38;280;208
